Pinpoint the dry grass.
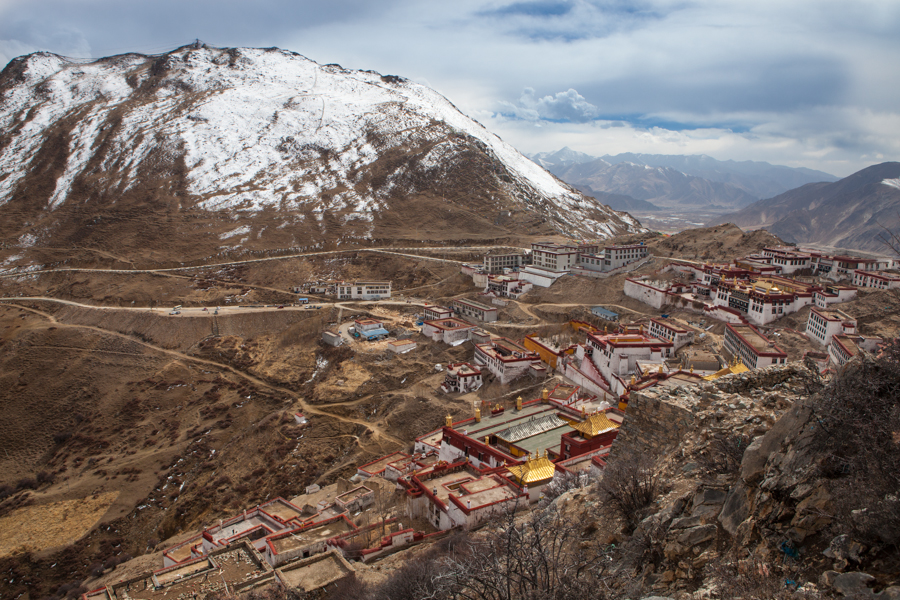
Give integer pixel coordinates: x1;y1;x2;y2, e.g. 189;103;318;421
0;491;119;558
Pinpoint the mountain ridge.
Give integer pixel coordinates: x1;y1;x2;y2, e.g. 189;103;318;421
0;46;642;268
529;149;838;210
714;162;900;253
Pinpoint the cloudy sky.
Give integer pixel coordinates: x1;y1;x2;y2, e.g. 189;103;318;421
2;0;898;177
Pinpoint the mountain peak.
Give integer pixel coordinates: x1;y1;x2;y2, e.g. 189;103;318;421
0;46;642;266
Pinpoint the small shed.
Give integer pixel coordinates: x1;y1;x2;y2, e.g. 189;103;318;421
322;330;343;347
388;339;417;354
591;306;619;321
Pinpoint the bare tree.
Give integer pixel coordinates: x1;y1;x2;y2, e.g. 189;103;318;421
433;503;612;600
596;455;666;533
877;213;900;257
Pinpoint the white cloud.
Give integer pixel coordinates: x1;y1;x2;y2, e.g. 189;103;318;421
498;87;602;122
0;0;898;176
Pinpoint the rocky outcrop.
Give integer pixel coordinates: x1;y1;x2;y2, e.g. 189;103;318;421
601;360;900;596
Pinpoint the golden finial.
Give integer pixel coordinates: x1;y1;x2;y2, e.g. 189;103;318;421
445;414;453;428
658;364;663;373
690;364;694;373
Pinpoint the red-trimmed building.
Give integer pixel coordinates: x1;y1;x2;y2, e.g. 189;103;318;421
400;460;526;530
421;317;476;345
805;307;857;347
264;514;357;566
473;337;543;384
648;318;694;351
584;331;674;396
423;305;453;321
441;362;483;393
828;334;883;368
559;410;621;460
853;269;900;290
356;451;411;479
451;298;498;322
723;323;787;369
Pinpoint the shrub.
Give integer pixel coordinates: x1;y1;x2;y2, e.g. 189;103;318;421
52;431;73;444
698;432;750;476
597;455;666;532
807;339;900;547
15;477;37;491
89;562;104;578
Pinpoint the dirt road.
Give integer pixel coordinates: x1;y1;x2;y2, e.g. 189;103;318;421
9;302;406;449
0;245;526;278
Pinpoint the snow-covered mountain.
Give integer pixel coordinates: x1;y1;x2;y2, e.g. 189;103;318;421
0;45;641;266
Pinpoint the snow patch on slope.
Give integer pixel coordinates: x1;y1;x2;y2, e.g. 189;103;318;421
0;47;641;239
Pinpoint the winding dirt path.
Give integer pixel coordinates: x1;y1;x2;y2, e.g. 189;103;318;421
2;301;405;449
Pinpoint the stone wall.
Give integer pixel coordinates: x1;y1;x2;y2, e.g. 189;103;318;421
609;363;814;462
608;386;700;461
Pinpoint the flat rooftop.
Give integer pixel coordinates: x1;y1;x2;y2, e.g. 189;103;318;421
729;324;773;353
278;551;354;591
651;317;689;333
359;451;409;475
336;486;372;504
454;298;495;311
262;499;304;523
812;307;853;321
834;334;861;356
210;513;281;544
447;363;481;376
426;318;475;330
457;481;520;509
419;469;517;509
270;519;355;554
116;547;266;599
549;384;578;401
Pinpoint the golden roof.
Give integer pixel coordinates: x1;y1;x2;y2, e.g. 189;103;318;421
563;411;620;438
702;361;750;381
507;453;556;485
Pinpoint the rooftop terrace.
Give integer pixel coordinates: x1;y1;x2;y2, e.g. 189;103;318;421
269;518;355;554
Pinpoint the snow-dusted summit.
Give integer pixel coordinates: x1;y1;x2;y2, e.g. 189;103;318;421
0;45;641;264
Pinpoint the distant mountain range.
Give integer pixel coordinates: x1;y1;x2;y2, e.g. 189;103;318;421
713;162;900;253
529;148;838;211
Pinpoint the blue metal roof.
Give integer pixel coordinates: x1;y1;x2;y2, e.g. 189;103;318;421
591;306;618;319
359;327;390;339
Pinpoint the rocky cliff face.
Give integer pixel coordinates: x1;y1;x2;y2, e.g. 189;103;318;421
597;353;900;599
0;44;642;268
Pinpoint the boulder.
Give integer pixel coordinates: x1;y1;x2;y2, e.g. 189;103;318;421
676;524;717;547
718;481;750;536
832;572;875;597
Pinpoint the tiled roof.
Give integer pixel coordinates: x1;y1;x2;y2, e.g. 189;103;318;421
495;414;568;443
507;454;556;485
565;412;619;437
